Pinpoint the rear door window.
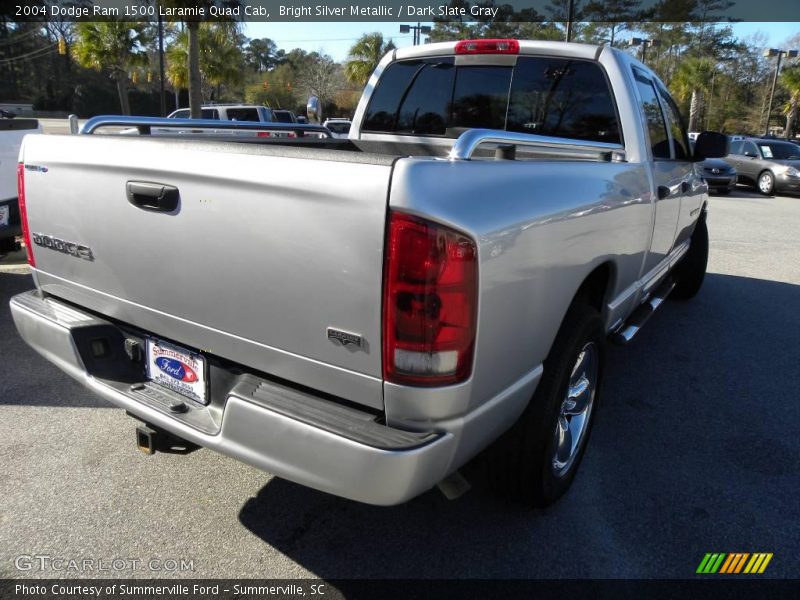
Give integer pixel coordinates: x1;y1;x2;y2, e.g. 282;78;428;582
633;70;670;159
200;108;219;120
730;141;743;155
656;85;690;160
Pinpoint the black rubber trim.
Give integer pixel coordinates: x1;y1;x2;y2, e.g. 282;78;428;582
237;375;440;451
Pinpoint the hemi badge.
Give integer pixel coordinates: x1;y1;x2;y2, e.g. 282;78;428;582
327;328;363;348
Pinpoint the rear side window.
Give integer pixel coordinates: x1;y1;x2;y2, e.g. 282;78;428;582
362;56;620;143
633;70;670;159
507;58;620;143
273;111;295;123
730;141;743;155
226;108;260;122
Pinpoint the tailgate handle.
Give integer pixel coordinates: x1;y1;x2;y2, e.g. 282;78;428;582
126;181;179;212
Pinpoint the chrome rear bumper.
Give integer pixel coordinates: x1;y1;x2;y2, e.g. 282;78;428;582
10;290;456;505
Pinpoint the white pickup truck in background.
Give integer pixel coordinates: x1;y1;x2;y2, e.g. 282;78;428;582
157;104;305;138
1;117;41;253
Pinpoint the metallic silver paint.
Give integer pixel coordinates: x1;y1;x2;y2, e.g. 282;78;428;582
12;41;709;504
21;134;390;409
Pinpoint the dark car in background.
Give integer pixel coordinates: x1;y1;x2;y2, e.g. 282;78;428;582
701;158;737;194
724;138;800;196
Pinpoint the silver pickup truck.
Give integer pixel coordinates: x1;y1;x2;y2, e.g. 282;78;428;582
10;40;727;507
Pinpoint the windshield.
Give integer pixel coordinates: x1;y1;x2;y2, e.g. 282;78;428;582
757;142;800;160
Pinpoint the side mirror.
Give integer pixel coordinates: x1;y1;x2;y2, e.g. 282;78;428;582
693;131;729;161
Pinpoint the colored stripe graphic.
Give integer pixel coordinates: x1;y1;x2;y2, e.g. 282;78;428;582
733;553;750;573
697;553;713;574
697;553;727;573
697;552;772;574
720;554;736;574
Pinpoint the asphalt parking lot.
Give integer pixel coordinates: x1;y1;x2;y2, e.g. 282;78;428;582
1;187;798;580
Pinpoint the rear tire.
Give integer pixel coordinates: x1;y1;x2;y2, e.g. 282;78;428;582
490;304;605;507
671;215;708;300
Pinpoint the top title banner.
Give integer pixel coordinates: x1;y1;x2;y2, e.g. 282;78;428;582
6;0;800;23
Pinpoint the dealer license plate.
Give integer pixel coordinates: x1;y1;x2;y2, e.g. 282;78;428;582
145;338;208;404
0;205;8;227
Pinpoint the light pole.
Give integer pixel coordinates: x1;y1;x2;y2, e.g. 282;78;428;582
157;11;166;117
763;48;798;136
400;23;432;46
565;0;575;42
629;38;660;65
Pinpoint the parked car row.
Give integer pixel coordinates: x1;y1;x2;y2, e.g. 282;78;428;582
698;134;800;196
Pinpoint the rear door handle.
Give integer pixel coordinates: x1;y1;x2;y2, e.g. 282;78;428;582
126;181;179;212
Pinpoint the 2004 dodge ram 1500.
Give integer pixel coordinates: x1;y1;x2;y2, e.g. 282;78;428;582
10;40;728;506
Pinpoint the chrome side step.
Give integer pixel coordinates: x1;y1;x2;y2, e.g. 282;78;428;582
610;278;676;345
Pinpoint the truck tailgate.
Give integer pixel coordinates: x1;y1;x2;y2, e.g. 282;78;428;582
20;134;393;409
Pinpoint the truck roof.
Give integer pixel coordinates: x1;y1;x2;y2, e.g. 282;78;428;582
394;39;606;62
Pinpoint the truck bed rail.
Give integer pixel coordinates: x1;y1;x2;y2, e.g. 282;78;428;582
79;115;332;138
448;129;626;162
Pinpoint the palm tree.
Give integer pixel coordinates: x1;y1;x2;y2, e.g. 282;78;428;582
780;65;800;140
345;33;396;88
162;1;240;117
166;22;245;106
671;57;714;132
201;21;246;101
73;21;148;115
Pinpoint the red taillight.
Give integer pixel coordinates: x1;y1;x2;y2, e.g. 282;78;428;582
16;163;35;267
383;212;477;386
257;131;272;137
455;39;520;55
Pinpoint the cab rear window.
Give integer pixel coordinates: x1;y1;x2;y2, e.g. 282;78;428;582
363;56;620;144
226;108;260;122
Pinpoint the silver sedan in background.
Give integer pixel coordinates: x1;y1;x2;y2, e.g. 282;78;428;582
724;138;800;196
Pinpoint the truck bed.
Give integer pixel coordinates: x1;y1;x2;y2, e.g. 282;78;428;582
20;133;398;410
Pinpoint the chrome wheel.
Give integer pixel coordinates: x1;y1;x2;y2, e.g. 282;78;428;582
758;172;773;194
551;342;598;478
